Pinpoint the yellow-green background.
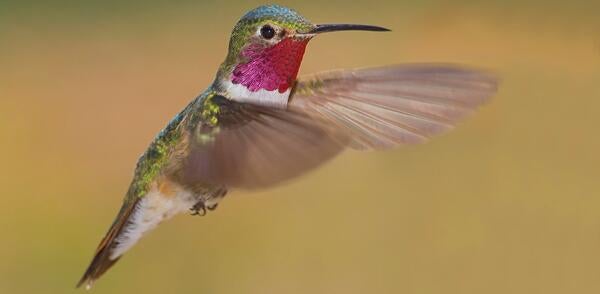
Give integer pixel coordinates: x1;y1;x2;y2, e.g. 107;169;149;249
1;0;599;293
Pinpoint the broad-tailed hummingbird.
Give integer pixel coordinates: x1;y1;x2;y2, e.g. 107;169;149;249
77;4;496;289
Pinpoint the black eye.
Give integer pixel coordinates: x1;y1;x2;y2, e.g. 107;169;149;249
260;25;275;39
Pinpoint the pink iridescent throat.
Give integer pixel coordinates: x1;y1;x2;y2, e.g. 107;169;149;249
231;38;309;93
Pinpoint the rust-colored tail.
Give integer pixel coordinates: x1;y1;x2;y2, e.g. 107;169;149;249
76;199;139;289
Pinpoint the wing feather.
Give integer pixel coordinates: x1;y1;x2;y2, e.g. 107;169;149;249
289;64;497;150
181;97;346;189
183;64;497;189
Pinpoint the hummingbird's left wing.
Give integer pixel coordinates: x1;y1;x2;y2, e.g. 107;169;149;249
181;95;348;189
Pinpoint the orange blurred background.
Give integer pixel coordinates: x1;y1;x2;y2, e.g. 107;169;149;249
1;1;600;293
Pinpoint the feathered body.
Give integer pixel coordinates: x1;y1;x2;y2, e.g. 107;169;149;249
78;4;497;289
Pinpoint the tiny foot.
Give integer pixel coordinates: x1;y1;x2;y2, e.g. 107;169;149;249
190;201;207;216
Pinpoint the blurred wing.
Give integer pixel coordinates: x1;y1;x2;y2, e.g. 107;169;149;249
183;64;496;189
289;64;498;150
181;96;347;189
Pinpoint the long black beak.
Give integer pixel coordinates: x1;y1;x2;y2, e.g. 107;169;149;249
309;24;390;34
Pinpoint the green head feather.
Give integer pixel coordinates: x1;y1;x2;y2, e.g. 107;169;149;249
217;5;315;78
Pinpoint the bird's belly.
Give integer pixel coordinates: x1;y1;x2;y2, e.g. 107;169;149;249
110;181;197;259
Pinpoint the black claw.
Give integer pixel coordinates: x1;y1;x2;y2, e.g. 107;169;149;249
207;203;219;211
191;202;207;216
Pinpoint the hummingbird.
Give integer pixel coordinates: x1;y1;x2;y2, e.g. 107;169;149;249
77;4;496;289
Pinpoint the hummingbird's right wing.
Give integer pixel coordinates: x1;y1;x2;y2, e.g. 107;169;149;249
289;64;497;150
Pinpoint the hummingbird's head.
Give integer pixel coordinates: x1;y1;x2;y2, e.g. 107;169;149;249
215;4;389;108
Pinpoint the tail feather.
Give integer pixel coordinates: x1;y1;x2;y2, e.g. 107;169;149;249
77;198;139;289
